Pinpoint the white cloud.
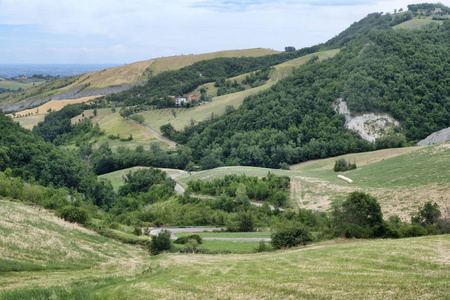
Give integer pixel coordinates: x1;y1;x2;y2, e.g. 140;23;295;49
0;0;449;63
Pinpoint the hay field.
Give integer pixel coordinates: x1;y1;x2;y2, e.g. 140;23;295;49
148;48;279;74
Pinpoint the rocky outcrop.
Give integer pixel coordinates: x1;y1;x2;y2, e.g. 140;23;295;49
333;98;400;143
418;127;450;145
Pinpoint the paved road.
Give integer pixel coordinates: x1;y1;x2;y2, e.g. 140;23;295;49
150;227;271;242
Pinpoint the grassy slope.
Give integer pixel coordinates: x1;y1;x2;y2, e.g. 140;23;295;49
73;108;174;150
0;78;46;90
142;49;340;133
95;235;450;300
99;166;182;191
1;199;449;299
393;15;448;30
178;143;450;219
0;200;149;288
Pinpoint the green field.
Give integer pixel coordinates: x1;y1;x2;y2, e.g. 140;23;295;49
0;77;50;91
79;108;174;150
393;16;448;30
99;166;182;191
178;143;450;219
1;199;449;299
175;231;272;239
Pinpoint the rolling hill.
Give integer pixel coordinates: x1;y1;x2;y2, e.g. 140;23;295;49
176;142;450;220
0;48;278;113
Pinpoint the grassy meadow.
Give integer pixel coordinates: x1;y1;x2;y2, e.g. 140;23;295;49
2;200;448;300
393;15;448;30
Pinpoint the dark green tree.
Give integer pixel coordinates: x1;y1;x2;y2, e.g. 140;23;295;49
333;192;385;238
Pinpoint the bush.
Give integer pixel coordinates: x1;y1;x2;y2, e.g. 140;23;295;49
271;224;312;249
400;225;427;238
255;240;269;252
149;229;172;255
333;158;356;172
59;206;89;224
174;234;202;244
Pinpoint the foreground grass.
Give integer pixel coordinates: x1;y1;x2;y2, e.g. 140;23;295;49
83;236;450;299
1;199;448;299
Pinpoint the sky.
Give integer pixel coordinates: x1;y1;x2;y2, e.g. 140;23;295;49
0;0;448;64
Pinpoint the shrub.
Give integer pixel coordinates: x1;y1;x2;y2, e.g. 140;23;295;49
271;224;312;249
149;229;172;255
400;225;427;238
174;234;203;244
59;206;89;224
333;158;356;172
255;240;269;252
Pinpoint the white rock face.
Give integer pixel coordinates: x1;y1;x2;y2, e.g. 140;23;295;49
333;98;400;143
418;127;450;145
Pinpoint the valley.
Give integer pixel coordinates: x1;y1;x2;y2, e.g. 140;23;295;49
1;3;450;299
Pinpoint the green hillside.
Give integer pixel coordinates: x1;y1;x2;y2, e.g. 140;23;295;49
177;142;450;219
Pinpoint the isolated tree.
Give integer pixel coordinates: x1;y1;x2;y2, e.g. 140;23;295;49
185;161;195;175
333;192;384;238
412;201;441;226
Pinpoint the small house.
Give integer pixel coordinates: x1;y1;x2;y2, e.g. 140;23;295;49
175;96;186;106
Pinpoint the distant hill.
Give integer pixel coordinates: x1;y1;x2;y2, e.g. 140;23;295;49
0;48;278;112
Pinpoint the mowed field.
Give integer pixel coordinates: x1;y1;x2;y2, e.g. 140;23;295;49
178;142;450;220
76;108;174;150
1;199;449;299
393;16;448;30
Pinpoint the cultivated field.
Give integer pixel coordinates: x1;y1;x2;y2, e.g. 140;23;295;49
178;143;450;219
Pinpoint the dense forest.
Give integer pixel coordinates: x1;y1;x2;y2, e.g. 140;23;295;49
172;20;450;169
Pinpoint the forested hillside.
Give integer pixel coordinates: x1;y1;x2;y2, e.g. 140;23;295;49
172;20;450;169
